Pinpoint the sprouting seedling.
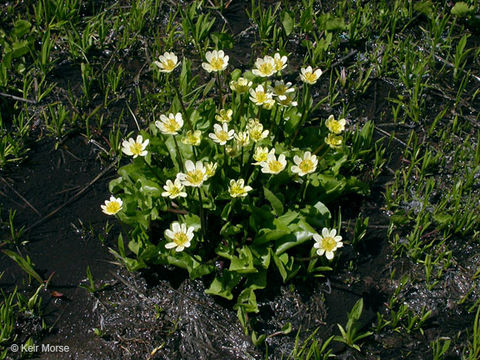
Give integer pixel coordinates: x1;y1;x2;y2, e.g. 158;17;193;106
80;266;109;294
334;298;372;351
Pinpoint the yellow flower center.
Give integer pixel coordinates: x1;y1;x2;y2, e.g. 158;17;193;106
254;153;268;162
255;92;267;103
186;170;204;186
163;59;176;71
173;232;189;246
304;72;317;83
165;119;180;133
169;186;180;196
330;121;343;133
210;57;225;71
299;159;314;173
326;134;342;147
274;84;287;95
268;160;283;173
206;165;216;177
129;142;143;156
258;62;274;75
230;184;246;196
105;201;121;214
321;236;337;252
216;130;229;143
249;126;265;141
186;134;198;144
274;58;284;71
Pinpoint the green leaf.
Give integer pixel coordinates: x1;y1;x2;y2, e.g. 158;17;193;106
2;250;43;285
280;322;293;334
433;212;452;226
211;32;234;49
414;0;433;18
245;268;267;290
202;77;216;97
12;20;31;38
108;177;123;193
251;331;267;346
350;298;364;321
272;253;301;282
205;271;242;300
281;11;294;36
264;187;284;216
273;253;288;281
229;246;257;274
11;40;30;58
234;286;259;313
451;2;474;17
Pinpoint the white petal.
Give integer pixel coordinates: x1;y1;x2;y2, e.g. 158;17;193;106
205;51;213;62
185;160;195;172
326;251;334;260
165;242;177;249
202;63;213;72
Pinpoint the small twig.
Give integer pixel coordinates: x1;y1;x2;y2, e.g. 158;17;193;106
1;177;42;216
108;271;149;300
0;92;37;104
24;160;118;233
374;126;409;149
166;207;188;215
331;50;358;68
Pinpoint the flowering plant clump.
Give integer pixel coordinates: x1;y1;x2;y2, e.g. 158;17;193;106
105;48;377;320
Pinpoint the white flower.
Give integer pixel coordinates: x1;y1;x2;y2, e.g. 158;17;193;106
101;196;123;215
176;160;208;187
215;109;233;123
325;133;343;148
252;147;270;165
162;179;187;199
230;77;252;93
313;228;343;260
291;151;318;176
271;80;295;100
277;92;298;107
273;53;288;72
209;123;235;145
249;85;274;106
165;222;194;252
300;66;323;85
228;179;253;198
181;130;202;146
154;52;180;73
205;162;218;178
235;131;250;147
325;115;346;134
247;118;269;142
252;56;276;77
155;113;184;135
121;135;149;158
202;50;229;72
262;98;276;110
259;151;287;174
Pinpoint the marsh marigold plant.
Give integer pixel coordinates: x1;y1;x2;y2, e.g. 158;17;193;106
105;46;377;320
